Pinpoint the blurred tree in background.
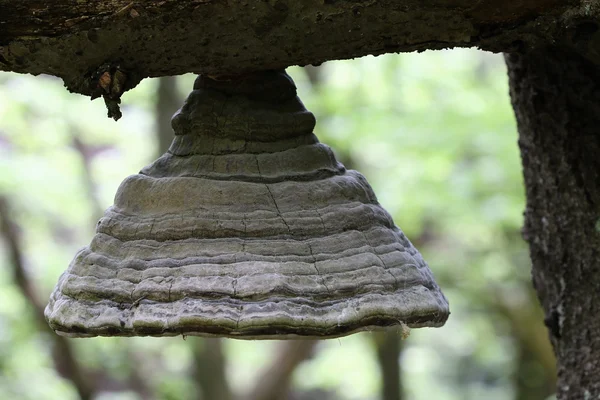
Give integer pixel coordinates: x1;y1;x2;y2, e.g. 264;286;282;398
0;49;555;400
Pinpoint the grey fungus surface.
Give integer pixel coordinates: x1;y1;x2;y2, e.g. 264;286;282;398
45;70;449;339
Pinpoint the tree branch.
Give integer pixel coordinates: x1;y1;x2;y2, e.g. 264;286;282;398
0;0;596;102
70;134;105;223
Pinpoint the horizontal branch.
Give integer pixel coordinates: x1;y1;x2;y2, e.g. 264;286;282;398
0;1;597;100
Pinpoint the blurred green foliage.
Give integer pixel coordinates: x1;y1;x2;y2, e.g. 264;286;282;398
0;49;554;400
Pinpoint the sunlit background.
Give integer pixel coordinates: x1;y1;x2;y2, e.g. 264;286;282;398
0;49;555;400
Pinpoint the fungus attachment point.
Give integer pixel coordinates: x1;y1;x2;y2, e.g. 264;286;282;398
89;63;128;121
45;70;449;339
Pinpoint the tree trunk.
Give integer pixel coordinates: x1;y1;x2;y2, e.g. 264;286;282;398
155;76;180;156
373;331;403;400
246;341;318;400
192;338;233;400
506;47;600;399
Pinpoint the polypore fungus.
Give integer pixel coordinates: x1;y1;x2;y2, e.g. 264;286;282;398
45;70;449;339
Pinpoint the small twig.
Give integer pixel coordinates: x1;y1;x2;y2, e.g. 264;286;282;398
130;295;147;309
114;2;135;17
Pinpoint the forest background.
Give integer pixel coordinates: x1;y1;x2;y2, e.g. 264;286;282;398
0;49;554;400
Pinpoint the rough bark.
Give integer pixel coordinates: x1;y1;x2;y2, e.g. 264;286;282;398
1;0;597;100
506;47;600;399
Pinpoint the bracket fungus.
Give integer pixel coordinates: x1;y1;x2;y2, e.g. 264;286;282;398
45;70;449;339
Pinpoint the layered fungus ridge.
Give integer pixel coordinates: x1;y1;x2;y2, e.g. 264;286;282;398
45;71;449;338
